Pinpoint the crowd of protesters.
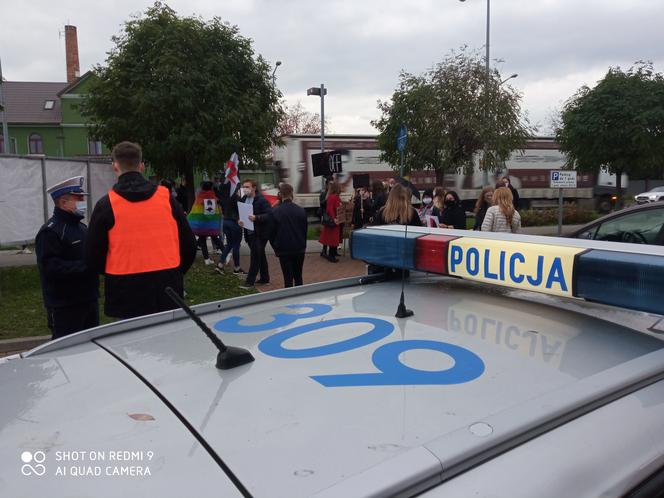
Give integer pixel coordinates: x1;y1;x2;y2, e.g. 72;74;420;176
35;138;524;342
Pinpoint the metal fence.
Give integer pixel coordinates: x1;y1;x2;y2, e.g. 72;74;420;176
0;155;115;246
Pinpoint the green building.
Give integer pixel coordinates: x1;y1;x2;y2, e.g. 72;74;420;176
1;72;107;157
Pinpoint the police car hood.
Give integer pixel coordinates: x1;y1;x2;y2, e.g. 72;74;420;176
95;278;664;497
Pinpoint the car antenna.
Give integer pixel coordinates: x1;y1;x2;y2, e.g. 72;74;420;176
395;222;414;318
165;287;254;369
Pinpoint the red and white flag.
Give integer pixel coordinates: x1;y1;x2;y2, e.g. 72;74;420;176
225;152;240;191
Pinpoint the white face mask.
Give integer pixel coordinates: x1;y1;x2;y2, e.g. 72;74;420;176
422;197;432;205
75;201;87;217
242;187;252;197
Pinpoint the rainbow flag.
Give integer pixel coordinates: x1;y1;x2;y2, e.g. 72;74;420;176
187;190;221;236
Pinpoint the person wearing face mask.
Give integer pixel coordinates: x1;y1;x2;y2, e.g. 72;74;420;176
36;176;99;339
239;178;273;288
418;189;435;225
439;190;467;229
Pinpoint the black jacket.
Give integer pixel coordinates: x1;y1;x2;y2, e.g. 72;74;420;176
217;182;240;221
509;185;520;210
372;193;387;217
85;171;197;319
352;196;373;228
473;206;489;230
261;199;308;257
373;206;423;227
240;193;273;240
440;205;467;230
36;208;99;308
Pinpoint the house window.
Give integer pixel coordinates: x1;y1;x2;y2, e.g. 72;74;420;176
88;139;103;155
29;133;44;154
44;100;55;110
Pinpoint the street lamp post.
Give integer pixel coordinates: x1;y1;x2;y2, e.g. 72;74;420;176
460;0;491;185
271;60;282;88
307;84;327;155
307;84;327;190
500;73;518;86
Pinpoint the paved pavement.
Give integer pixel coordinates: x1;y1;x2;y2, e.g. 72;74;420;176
0;225;583;269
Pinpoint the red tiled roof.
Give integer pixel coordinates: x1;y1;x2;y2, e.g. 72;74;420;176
2;81;67;124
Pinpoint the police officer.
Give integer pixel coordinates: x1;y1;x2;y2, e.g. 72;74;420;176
36;176;99;339
86;142;196;319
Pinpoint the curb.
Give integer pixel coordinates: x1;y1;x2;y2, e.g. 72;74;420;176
0;335;50;353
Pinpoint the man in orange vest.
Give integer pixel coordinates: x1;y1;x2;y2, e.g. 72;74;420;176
86;142;196;319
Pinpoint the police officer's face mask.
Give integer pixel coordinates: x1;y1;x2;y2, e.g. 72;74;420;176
75;201;87;217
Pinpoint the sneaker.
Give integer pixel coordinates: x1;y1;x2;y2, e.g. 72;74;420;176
239;283;255;290
20;247;32;254
256;279;270;285
233;267;246;274
204;258;214;265
215;266;224;275
215;248;223;255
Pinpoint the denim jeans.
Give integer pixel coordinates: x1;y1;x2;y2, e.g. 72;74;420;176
220;219;242;267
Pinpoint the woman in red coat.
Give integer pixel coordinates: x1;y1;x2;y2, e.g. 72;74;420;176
318;181;342;263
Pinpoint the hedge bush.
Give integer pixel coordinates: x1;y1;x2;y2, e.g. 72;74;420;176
520;203;599;227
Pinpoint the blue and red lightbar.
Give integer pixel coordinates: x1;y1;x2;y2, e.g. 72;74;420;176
351;227;664;315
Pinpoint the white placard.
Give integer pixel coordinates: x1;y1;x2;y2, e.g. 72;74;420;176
550;170;577;188
425;215;440;228
238;202;254;231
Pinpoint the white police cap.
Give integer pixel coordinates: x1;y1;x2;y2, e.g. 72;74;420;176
47;176;89;200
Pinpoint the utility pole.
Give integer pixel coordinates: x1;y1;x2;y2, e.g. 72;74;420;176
0;57;10;154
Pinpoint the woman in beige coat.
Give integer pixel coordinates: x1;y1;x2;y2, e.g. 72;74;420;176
481;187;521;233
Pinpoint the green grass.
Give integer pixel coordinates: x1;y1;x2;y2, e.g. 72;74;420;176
0;260;255;340
307;224;322;240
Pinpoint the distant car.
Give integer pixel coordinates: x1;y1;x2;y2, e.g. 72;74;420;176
635;186;664;204
568;201;664;245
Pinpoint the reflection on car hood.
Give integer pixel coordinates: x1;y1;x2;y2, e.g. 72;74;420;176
90;279;664;497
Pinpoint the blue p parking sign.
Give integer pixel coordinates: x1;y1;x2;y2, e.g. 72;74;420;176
550;170;577;188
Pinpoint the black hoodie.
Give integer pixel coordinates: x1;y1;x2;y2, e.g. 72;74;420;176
86;171;196;319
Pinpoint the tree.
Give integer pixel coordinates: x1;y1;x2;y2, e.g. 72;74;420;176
82;2;282;204
277;101;325;136
372;48;531;185
556;62;664;204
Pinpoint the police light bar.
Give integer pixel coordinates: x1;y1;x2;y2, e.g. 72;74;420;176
350;227;664;315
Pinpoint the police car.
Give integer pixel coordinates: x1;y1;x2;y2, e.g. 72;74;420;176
1;227;664;497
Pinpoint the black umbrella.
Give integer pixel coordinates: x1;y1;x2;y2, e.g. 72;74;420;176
394;176;421;200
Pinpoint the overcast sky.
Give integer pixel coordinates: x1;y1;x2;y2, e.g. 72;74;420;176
3;0;664;135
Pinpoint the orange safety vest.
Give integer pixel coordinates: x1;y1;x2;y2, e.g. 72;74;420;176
105;186;180;275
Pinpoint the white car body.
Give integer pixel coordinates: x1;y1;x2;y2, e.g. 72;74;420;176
635;186;664;203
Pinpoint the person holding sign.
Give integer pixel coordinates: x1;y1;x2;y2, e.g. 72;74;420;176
239;179;272;288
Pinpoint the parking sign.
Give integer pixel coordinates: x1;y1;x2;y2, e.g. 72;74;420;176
550;171;577;188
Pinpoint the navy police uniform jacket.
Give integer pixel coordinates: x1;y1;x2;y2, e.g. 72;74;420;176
36;207;99;308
